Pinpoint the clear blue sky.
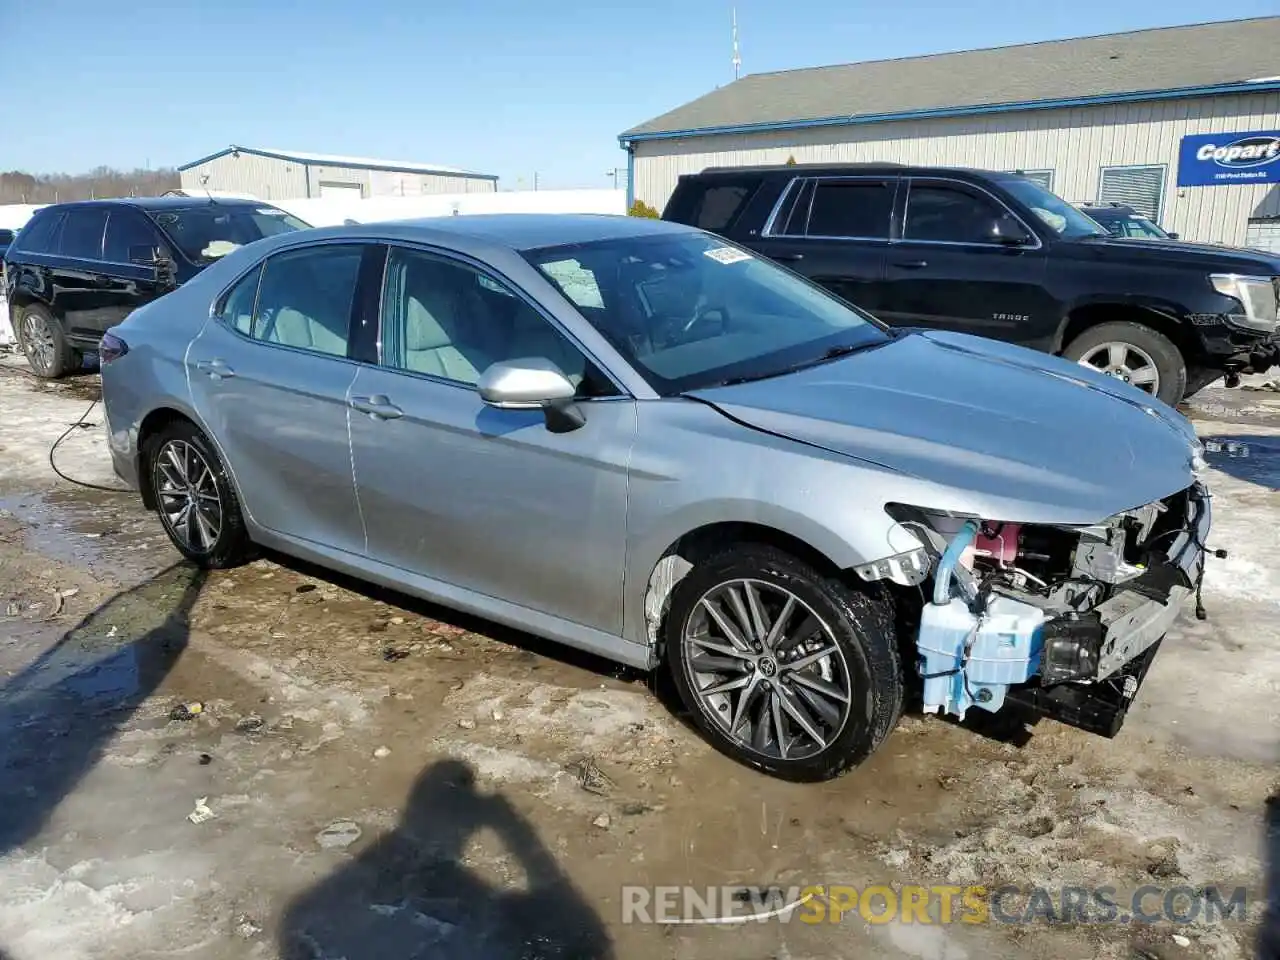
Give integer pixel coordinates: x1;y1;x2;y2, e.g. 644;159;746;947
3;0;1276;189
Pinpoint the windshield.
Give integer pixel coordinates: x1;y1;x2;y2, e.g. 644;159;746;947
525;232;890;395
1088;210;1170;239
998;178;1108;239
149;205;311;262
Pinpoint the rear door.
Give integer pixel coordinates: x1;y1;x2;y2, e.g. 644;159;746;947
52;207;112;342
98;208;167;331
187;242;371;556
881;178;1055;346
750;176;896;315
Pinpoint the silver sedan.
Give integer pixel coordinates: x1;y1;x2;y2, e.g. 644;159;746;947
101;215;1209;781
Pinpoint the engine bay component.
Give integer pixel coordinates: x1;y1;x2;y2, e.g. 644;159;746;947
909;483;1211;734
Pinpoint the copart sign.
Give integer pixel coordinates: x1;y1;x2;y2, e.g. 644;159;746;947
1178;130;1280;186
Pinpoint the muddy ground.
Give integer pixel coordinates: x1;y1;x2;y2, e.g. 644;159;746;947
0;350;1276;960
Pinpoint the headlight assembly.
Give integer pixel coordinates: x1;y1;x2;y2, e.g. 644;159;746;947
1209;273;1279;333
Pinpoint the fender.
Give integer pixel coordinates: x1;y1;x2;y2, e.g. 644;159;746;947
1050;293;1193;354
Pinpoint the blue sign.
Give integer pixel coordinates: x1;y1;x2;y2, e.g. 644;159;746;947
1178;130;1280;186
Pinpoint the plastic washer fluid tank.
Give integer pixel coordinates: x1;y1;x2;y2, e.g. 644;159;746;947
917;595;1046;718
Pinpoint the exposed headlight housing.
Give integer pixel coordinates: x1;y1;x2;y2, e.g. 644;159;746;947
1209;273;1279;333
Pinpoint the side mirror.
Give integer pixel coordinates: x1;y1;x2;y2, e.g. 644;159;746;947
477;358;584;433
131;245;177;288
989;215;1032;246
1166;232;1179;240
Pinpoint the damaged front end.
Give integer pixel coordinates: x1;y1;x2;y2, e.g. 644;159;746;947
883;483;1211;737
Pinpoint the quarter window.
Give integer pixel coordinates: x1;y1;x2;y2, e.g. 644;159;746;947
103;209;164;264
904;184;1007;244
59;208;109;260
381;248;596;390
247;245;362;357
689;182;759;232
9;211;63;253
219;265;263;335
805;180;895;239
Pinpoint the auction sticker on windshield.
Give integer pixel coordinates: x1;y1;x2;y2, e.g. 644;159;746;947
704;246;752;265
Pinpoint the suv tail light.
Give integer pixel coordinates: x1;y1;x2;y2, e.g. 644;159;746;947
100;332;129;365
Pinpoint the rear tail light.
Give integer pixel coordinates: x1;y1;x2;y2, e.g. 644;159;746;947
100;332;129;365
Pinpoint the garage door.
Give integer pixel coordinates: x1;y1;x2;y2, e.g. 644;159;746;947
1097;166;1165;221
318;182;363;199
1245;219;1280;254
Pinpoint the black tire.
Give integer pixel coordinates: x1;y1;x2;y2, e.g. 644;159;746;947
665;545;902;782
144;420;253;568
1062;321;1187;407
16;304;77;379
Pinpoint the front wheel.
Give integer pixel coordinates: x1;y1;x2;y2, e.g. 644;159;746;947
665;545;902;782
145;420;253;568
1063;321;1187;406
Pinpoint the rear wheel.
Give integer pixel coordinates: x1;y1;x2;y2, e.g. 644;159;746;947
665;545;901;782
1063;321;1186;406
18;305;76;379
145;420;253;568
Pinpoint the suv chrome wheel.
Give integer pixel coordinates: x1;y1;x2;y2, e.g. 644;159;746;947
20;312;56;375
682;578;852;761
155;439;223;554
1076;341;1160;395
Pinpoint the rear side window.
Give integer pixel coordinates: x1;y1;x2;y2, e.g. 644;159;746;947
218;265;263;335
59;208;109;259
248;245;362;357
10;211;64;254
806;180;895;239
687;182;759;233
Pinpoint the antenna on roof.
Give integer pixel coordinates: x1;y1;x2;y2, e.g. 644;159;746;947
731;6;741;81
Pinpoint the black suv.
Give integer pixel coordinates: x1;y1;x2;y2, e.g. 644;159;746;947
1078;202;1175;241
3;197;310;378
663;164;1280;405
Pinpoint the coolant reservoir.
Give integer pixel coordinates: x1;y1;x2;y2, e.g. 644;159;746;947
917;595;1045;719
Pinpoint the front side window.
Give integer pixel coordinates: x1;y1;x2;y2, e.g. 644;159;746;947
904;184;1011;244
59;208;109;259
527;232;889;395
150;205;310;263
381;247;596;389
104;209;165;264
248;245;361;357
805;180;895;239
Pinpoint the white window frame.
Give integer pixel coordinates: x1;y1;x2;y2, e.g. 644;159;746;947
1097;164;1167;224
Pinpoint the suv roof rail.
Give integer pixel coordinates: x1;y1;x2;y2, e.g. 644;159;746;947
698;161;905;174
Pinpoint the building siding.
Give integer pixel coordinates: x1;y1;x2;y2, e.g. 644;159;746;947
180;153;498;201
631;92;1280;245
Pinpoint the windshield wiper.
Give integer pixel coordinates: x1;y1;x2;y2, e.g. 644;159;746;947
714;340;886;387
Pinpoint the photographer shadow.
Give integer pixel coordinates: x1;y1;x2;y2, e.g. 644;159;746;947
279;759;613;960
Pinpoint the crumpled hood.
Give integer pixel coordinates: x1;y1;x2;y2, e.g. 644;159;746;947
689;330;1200;524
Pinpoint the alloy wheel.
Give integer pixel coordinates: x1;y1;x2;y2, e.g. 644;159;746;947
681;578;852;761
21;313;56;375
1077;341;1160;395
155;440;223;554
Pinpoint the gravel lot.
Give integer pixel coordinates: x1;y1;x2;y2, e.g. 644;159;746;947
0;351;1276;960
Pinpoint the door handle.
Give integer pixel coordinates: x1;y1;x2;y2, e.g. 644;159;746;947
195;359;235;380
892;259;928;270
350;395;403;420
774;253;804;262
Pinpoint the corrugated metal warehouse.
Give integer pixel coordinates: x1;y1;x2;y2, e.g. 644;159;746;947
620;18;1280;249
178;146;498;202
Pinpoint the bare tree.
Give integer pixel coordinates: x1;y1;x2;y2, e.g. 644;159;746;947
0;167;180;204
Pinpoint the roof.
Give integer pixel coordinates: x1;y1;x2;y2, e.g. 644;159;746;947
178;145;498;180
621;17;1280;141
28;196;271;211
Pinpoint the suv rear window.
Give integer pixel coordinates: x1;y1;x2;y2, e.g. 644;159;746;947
688;183;759;232
10;210;64;254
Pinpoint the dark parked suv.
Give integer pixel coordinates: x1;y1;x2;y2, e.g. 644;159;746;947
1078;202;1175;240
3;197;309;378
663;164;1280;405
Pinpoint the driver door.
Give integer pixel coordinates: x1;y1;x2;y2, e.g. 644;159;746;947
347;245;637;636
